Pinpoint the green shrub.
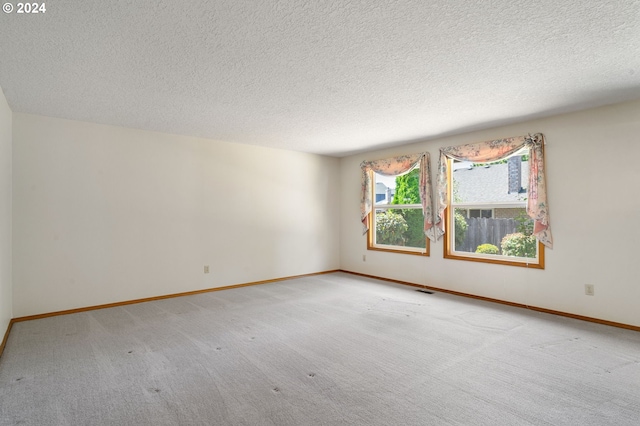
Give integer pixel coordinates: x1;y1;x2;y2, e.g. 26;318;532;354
400;209;426;248
392;169;426;249
454;211;468;247
375;210;408;246
515;211;534;236
475;244;499;255
501;233;537;258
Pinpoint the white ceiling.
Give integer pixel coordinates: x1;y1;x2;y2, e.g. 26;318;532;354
1;1;639;157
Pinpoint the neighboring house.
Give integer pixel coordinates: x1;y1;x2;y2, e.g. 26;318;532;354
452;157;528;219
375;182;395;204
453;156;530;253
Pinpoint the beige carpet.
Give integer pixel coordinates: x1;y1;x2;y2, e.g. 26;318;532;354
1;272;639;425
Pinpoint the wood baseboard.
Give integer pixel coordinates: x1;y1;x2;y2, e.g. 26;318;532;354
8;270;339;324
4;268;636;359
0;319;14;359
340;270;640;333
0;270;335;358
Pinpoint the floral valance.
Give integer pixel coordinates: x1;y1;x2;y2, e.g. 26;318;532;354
435;133;552;248
361;152;437;242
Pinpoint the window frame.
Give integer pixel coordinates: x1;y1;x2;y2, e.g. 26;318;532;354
367;168;430;256
443;157;544;269
459;208;495;219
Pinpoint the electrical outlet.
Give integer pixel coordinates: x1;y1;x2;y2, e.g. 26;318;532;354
204;265;210;274
362;254;366;262
585;284;594;296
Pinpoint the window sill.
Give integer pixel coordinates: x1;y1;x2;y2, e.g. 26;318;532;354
368;245;430;256
367;232;430;256
443;244;544;269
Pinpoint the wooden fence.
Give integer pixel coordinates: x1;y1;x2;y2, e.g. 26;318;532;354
458;217;517;253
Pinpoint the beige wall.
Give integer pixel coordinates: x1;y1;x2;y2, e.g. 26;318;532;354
12;114;340;317
340;99;640;327
0;88;11;333
8;99;640;327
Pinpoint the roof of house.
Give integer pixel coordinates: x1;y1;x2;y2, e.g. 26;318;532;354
453;161;529;204
375;182;388;194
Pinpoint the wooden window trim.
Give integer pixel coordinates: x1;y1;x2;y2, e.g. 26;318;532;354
367;210;430;256
443;156;545;269
367;162;430;256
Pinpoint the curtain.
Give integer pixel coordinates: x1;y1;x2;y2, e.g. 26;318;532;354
435;133;552;248
360;152;437;242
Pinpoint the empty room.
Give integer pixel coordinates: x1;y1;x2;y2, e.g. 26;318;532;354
1;1;640;425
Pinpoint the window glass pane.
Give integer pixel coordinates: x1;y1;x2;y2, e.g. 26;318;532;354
452;156;528;204
374;163;420;206
451;153;537;260
375;179;395;205
371;162;426;253
454;207;536;258
375;208;426;249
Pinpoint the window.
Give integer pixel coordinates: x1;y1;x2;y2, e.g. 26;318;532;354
360;152;435;256
369;166;429;255
459;209;494;218
436;134;551;269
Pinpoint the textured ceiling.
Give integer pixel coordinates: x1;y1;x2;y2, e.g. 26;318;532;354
1;1;639;156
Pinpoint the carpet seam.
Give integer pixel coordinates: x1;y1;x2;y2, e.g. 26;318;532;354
4;267;636;359
340;269;640;333
8;270;339;324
